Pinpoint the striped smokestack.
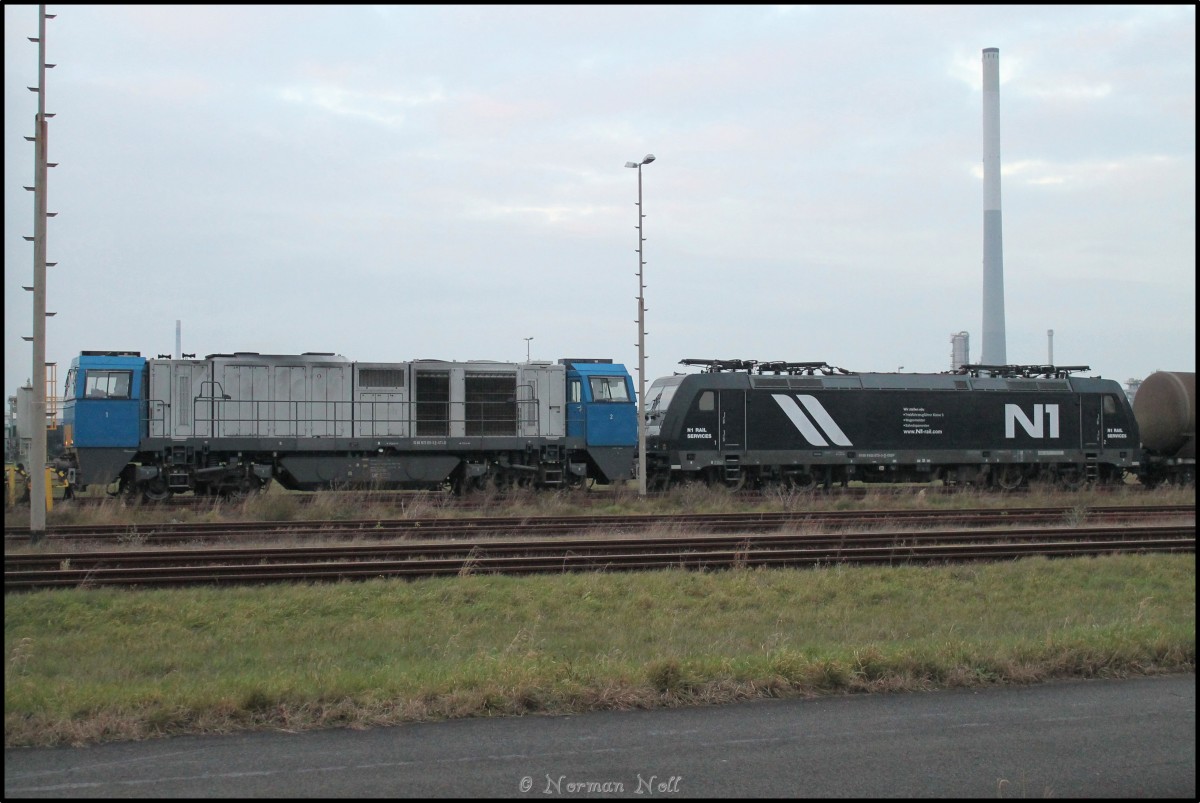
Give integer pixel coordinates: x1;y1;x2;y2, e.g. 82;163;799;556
981;47;1006;365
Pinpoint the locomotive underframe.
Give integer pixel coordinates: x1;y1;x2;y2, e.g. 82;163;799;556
1135;453;1197;488
646;445;1131;491
85;435;634;499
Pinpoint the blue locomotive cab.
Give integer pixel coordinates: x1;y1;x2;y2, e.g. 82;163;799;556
563;360;637;447
63;352;147;488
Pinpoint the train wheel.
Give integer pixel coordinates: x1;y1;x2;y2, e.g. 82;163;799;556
995;465;1025;491
565;474;594;491
142;477;172;502
784;471;817;492
647;472;671;492
1030;468;1057;489
1056;467;1086;491
221;478;264;501
1101;467;1129;487
455;471;493;497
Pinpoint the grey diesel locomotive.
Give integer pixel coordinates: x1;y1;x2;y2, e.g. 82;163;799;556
642;360;1177;491
63;351;637;499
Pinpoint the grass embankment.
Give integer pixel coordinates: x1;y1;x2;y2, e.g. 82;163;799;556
5;554;1195;748
4;484;1195;748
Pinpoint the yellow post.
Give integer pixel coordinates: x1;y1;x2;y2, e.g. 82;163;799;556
45;466;53;513
5;466;15;508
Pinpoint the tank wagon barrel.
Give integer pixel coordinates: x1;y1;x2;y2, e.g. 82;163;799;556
1133;371;1195;486
1134;372;1195;455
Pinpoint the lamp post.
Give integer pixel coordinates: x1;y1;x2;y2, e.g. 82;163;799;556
524;337;533;362
624;154;655;496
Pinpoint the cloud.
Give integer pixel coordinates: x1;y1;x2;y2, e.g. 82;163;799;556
276;83;445;127
971;154;1183;190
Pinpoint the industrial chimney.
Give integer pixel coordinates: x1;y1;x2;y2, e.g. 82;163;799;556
981;47;1006;365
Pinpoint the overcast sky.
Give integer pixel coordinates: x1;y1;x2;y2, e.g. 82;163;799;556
5;4;1195;405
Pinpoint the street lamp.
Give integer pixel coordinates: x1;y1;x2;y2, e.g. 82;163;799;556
524;337;533;362
624;154;655;496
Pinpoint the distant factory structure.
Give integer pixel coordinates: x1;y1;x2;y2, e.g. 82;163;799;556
950;331;970;370
5;383;64;467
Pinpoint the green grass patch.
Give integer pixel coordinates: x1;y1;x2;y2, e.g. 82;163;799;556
5;553;1194;747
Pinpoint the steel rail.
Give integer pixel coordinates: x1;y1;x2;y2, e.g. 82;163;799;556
5;505;1193;546
5;524;1193;591
6;524;1191;569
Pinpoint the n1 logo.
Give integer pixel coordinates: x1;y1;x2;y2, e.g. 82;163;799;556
1005;403;1060;439
772;394;853;447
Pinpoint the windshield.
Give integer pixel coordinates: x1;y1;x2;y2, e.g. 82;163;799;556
84;370;132;399
647;383;679;414
588;375;630;402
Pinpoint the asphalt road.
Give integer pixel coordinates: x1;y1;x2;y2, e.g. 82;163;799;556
5;673;1194;798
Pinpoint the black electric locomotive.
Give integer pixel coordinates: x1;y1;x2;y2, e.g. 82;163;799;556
643;360;1141;491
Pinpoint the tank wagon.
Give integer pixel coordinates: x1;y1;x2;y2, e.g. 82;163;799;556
1132;371;1195;487
62;351;637;499
643;360;1142;491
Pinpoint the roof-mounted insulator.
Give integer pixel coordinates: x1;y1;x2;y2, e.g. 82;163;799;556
959;363;1092;379
679;358;759;373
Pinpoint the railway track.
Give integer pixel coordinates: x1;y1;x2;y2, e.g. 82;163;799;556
5;523;1192;591
5;504;1192;548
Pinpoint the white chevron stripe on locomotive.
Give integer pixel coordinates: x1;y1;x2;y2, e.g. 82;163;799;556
771;394;853;447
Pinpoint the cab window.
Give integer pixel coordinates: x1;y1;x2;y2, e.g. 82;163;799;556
649;384;678;413
85;370;132;399
569;379;582;404
589;376;630;402
1103;395;1118;416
